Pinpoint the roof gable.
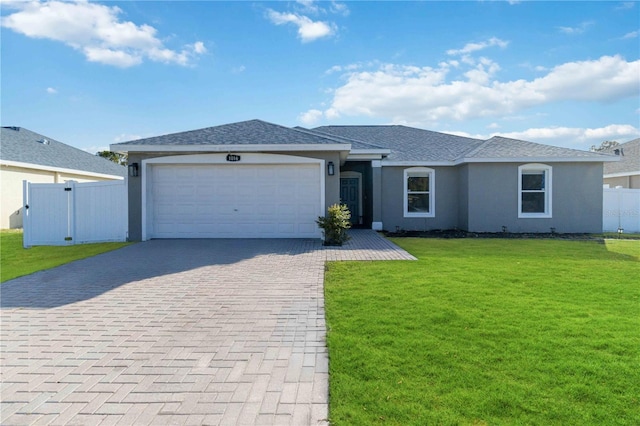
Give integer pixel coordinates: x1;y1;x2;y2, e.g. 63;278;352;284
1;127;126;177
112;119;349;148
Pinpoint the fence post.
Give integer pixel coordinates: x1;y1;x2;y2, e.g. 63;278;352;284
23;180;31;248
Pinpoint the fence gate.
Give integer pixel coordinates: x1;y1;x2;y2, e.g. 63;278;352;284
603;188;640;233
23;180;127;247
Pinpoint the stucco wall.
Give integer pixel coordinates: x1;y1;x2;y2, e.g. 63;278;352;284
126;151;342;241
380;166;459;232
466;162;603;233
0;166;116;229
604;175;640;189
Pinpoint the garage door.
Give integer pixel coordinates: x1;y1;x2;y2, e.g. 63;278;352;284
149;163;321;238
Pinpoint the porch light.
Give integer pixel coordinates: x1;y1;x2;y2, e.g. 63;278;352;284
128;163;139;177
327;161;335;176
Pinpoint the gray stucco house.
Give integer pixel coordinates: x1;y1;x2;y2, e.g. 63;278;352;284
111;119;615;241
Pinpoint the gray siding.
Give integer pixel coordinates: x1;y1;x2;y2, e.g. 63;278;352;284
466;162;603;233
380;166;459;231
378;162;603;234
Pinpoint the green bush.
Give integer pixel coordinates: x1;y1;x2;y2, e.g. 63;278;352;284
317;203;352;246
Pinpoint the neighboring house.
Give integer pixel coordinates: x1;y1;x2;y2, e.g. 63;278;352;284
1;126;126;229
111;119;616;241
602;138;640;189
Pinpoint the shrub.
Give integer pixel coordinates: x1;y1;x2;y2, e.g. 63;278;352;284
317;204;352;246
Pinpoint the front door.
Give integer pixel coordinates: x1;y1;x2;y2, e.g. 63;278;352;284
340;177;360;225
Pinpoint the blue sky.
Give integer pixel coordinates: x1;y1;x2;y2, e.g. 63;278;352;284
1;0;638;153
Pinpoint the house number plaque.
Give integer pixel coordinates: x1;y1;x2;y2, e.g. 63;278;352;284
226;154;241;162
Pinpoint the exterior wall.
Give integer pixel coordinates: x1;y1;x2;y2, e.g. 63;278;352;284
126;151;343;241
604;174;640;189
380;166;459;232
457;164;469;230
466;162;603;233
0;166;115;229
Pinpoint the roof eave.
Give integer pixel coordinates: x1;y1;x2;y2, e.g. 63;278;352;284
459;156;619;163
110;143;351;154
0;159;125;180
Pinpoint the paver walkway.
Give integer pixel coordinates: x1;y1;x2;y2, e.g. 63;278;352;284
1;231;414;425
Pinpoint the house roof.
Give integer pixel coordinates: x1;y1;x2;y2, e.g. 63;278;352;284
110;119;615;164
462;136;615;162
312;125;612;163
602;138;640;176
112;119;350;148
312;125;484;162
1;126;126;177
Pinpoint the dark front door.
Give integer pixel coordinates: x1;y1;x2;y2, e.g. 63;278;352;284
340;177;360;225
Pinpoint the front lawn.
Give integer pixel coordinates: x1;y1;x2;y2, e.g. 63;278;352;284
1;230;131;283
325;239;639;425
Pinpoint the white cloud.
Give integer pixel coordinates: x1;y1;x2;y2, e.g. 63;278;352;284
330;1;350;17
312;55;639;125
298;109;324;125
267;10;335;42
492;124;640;148
231;65;246;74
622;30;638;39
616;2;635;10
46;87;57;94
1;1;206;68
557;21;594;35
446;37;509;56
113;133;142;143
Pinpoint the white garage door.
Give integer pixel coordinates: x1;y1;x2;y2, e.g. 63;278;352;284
149;163;321;238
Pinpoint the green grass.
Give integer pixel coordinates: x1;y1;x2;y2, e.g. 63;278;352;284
1;230;131;283
325;239;640;425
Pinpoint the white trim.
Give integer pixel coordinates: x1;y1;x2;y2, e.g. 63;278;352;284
403;167;435;218
372;160;382;168
340;171;363;225
383;160;454;167
518;163;552;219
0;159;124;180
141;153;325;241
382;156;614;167
350;149;390;155
372;221;383;231
461;156;616;163
111;143;350;153
347;153;385;161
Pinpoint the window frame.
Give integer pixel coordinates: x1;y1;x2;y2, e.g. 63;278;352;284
518;163;552;218
403;167;435;218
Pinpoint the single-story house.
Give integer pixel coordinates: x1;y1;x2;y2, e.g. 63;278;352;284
1;126;126;229
602;138;639;189
111;119;616;241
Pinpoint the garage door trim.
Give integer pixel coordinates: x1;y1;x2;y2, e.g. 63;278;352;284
141;153;325;240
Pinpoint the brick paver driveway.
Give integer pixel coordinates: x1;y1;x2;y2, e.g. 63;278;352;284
1;231;414;425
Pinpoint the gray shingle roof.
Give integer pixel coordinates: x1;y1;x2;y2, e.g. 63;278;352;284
313;126;612;162
602;138;640;175
464;136;615;160
312;125;486;161
1;127;126;177
112;120;350;148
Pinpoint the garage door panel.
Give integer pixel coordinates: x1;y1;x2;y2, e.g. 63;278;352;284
150;163;321;238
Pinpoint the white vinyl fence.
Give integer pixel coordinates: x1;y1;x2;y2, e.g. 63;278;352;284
603;188;640;233
23;180;127;247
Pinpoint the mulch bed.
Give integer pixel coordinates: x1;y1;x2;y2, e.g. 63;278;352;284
382;229;604;240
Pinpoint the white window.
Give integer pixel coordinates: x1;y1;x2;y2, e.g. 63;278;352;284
404;167;435;218
518;164;552;218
